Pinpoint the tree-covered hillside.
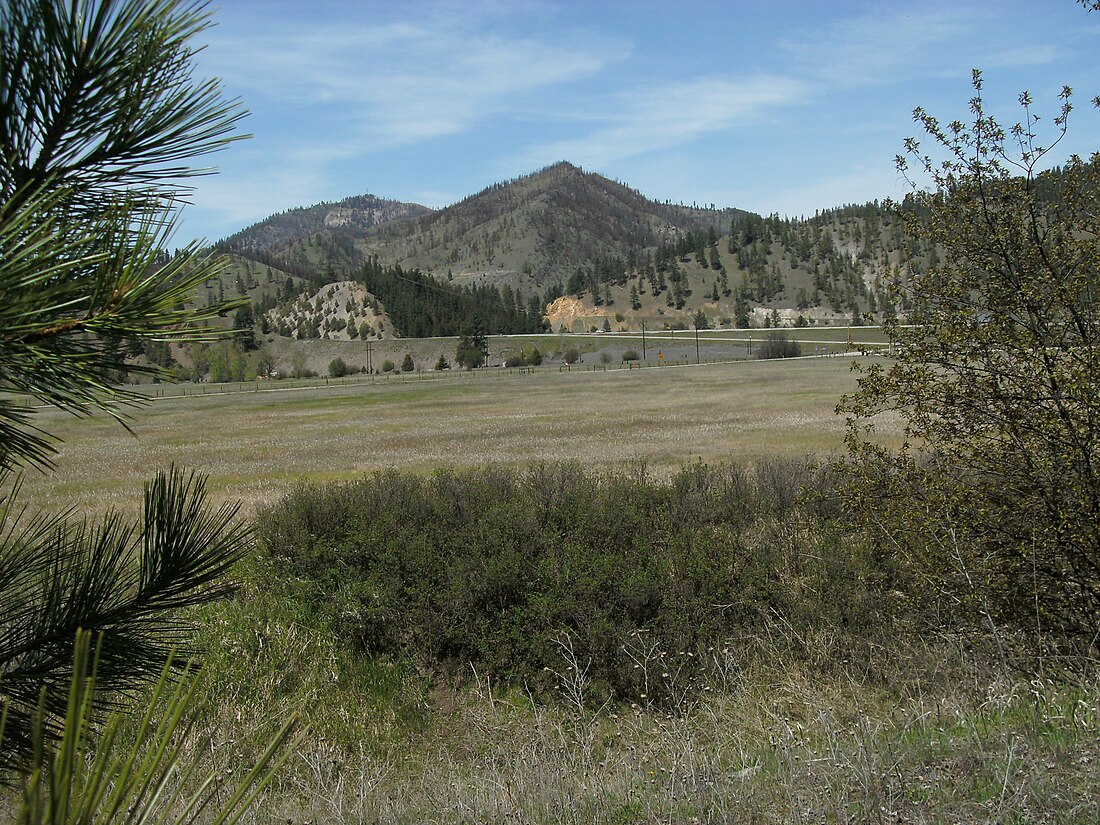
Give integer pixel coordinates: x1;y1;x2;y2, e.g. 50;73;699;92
213;164;951;338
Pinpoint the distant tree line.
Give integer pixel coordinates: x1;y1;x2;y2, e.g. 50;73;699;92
357;256;549;337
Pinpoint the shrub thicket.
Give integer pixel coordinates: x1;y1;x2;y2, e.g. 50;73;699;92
257;460;891;706
756;331;801;360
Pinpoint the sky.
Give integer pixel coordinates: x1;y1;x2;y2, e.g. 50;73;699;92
175;0;1100;245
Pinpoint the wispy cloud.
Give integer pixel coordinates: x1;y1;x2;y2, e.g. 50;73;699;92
181;158;330;240
509;75;804;171
778;6;1060;89
204;13;624;155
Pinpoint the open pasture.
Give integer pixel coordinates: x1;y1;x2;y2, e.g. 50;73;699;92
18;355;892;515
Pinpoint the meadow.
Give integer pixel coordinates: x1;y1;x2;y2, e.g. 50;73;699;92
15;350;1097;824
19;353;888;515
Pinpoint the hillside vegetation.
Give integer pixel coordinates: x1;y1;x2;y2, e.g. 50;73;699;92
209;163;939;348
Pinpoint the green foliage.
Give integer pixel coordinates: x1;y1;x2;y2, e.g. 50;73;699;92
563;346;580;364
434;352;450;370
401;352;415;373
755;331;800;360
455;323;488;369
521;343;543;366
0;0;257;776
356;258;547;338
328;356;350;378
621;350;639;362
205;340;252;382
381;359;395;373
0;468;252;771
232;305;257;351
256;461;889;707
3;631;296;824
841;73;1100;652
0;0;246;470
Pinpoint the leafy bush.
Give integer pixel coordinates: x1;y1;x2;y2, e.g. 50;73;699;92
401;353;415;372
622;350;639;362
841;76;1100;654
257;460;890;707
504;355;526;368
328;356;349;377
382;359;395;373
456;345;485;369
563;347;580;364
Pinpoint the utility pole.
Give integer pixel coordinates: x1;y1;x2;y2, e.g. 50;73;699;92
366;340;372;373
641;320;646;360
695;324;700;364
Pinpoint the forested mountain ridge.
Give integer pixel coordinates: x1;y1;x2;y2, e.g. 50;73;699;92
219;192;433;253
225;162;749;293
212;162;945;339
355;161;751;292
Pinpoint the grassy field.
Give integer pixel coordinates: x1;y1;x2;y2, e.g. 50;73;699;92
11;348;1100;823
19;354;894;516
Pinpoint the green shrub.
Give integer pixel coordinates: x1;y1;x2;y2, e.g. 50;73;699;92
622;350;639;362
257;460;890;707
382;359;395;373
328;356;349;377
563;347;580;364
756;331;801;359
521;344;543;366
504;354;526;368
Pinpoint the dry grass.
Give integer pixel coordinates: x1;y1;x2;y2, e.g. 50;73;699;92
17;356;899;516
202;624;1100;824
9;349;1098;822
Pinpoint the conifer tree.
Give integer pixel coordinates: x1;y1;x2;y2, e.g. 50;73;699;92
0;0;255;771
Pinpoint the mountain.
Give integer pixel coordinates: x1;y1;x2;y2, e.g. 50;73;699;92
219;192;433;252
238;162;750;294
354;161;752;292
214;163;937;339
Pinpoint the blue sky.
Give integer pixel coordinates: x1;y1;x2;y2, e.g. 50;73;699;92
177;0;1100;244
